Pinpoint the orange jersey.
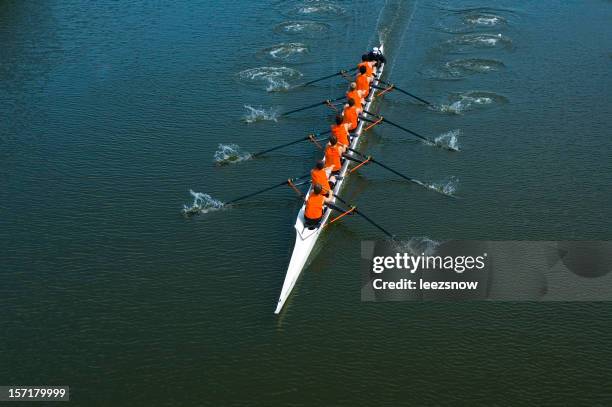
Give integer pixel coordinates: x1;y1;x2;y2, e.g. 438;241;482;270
325;144;342;171
305;192;325;219
342;105;359;131
331;123;350;146
355;73;370;95
358;61;374;78
346;89;363;107
311;168;331;193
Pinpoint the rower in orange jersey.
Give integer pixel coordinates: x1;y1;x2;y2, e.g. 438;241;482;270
346;82;364;107
304;183;334;228
330;114;351;147
324;134;347;176
342;97;362;132
310;159;335;193
355;65;372;98
358;54;375;78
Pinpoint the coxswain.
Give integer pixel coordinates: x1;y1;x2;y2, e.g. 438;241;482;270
358;54;375;78
304;183;334;228
324;134;346;176
346;82;364;107
355;65;372;98
311;159;335;192
367;47;386;67
331;114;351;147
342;97;362;132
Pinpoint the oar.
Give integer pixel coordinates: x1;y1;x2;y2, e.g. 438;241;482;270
344;148;456;198
252;130;332;158
361;111;448;149
281;96;346;116
297;68;357;87
329;198;395;239
375;80;433;107
225;173;310;205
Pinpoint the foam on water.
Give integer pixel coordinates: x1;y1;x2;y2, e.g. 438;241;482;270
293;1;344;17
182;190;225;216
275;20;330;37
213;144;252;165
446;33;512;51
466;14;504;26
428;176;459;197
435;129;461;151
243;105;279;123
392;237;441;255
237;66;302;92
260;42;309;63
437;91;507;114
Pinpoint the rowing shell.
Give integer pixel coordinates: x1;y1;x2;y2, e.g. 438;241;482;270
274;44;386;314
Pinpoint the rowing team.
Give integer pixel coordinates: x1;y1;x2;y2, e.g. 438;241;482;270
303;47;386;228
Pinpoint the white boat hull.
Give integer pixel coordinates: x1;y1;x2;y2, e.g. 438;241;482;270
275;44;386;314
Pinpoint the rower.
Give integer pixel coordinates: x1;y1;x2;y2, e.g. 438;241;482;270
358;54;375;78
324;134;346;177
311;159;335;192
346;82;364;107
342;97;362;133
330;114;351;147
304;183;334;228
355;65;372;98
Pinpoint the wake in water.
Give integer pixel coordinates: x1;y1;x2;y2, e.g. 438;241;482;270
436;91;508;114
243;105;279;123
214;144;252;165
182;190;225;216
237;66;302;92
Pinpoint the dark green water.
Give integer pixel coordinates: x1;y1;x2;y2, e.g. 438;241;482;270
2;0;611;405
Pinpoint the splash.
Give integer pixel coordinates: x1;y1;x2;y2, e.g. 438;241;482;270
428;176;459;197
437;91;507;114
435;129;461;151
261;42;309;63
243;105;279;123
237;66;302;92
182;190;225;216
275;20;330;37
213;144;252;165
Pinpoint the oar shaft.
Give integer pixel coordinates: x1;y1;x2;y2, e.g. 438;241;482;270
299;68;356;87
225;173;309;205
382;118;431;143
281;96;347;117
377;81;433;106
253;136;309;157
353;208;395;239
281;101;325;116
